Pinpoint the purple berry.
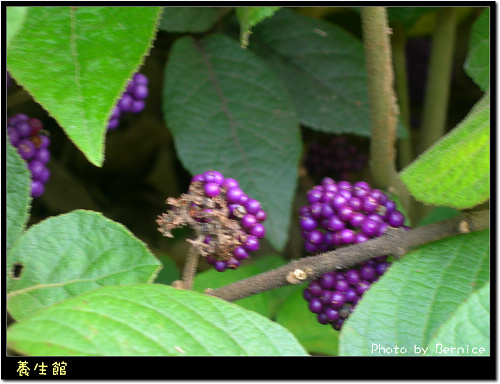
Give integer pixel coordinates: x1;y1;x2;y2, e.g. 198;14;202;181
203;170;224;185
300;216;317;231
223;178;239;189
226;187;243;203
132;84;148;100
309;298;323;314
214;261;227;272
233;246;249;260
319;272;336;290
360;264;376;281
329;291;346;309
17;139;36;160
241;214;257;229
31;180;45;198
243;235;259;252
204;182;220;197
360;218;379;237
33;148;50;164
324;307;340;322
245;199;261;215
307;281;323;297
387;210;405;227
249;223;265;238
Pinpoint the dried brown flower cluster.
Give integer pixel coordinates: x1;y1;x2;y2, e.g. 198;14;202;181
156;182;246;263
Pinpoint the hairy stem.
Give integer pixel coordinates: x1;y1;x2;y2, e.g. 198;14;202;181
181;246;199;290
361;7;414;222
207;209;489;302
417;7;457;155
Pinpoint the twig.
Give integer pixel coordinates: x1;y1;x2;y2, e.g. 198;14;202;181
360;7;415;223
179;245;199;290
207;209;489;302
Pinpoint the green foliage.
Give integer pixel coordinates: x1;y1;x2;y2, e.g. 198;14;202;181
339;229;489;355
7;210;162;321
248;8;371;136
7;7;161;166
6;6;27;48
6;6;490;360
7;284;308;356
163;33;301;251
427;282;490;356
159;7;220;33
400;92;489;209
464;8;490;91
6;140;31;250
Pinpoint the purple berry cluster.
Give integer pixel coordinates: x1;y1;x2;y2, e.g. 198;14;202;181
191;171;267;272
108;72;149;131
305;135;367;181
304;256;391;330
299;177;406;330
7;114;51;198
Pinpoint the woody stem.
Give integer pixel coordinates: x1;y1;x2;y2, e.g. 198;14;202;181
181;245;199;290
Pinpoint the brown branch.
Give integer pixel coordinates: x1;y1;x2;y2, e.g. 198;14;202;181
207;209;489;302
360;7;415;223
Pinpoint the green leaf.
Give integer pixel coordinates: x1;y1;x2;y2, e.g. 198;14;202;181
235;7;281;48
464;8;490;91
7;210;162;321
7;284;309;356
246;8;406;138
339;229;490;356
159;7;219;33
6;140;32;250
193;262;270;318
400;92;490;209
276;286;339;356
7;7;161;166
163;33;301;251
6;7;28;49
427;282;490;356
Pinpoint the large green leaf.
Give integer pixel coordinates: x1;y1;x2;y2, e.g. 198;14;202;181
400;92;490;209
427;282;490;356
245;8;408;138
159;7;220;33
339;229;489;356
7;7;161;166
276;285;339;356
163;33;301;251
7;284;309;356
7;210;161;321
235;7;281;47
244;9;373;137
6;140;32;250
464;8;490;92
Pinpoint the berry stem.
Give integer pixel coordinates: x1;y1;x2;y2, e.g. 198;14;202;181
180;245;199;290
206;209;489;302
417;7;457;156
360;7;415;223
